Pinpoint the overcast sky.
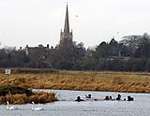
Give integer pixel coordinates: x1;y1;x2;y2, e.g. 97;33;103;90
0;0;150;48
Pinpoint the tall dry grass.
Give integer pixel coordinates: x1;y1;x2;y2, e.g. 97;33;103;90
0;71;150;93
0;92;57;104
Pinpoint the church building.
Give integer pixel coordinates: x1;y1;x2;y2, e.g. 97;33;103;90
24;4;74;68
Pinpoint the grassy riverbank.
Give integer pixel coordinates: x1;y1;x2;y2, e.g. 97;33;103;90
0;70;150;93
0;85;57;104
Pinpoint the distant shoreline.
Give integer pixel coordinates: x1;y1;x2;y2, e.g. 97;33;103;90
0;68;150;73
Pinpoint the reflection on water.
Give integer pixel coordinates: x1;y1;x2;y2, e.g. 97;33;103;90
0;90;150;116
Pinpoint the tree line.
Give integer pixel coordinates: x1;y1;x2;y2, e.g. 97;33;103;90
0;33;150;71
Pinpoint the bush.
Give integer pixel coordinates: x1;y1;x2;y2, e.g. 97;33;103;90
0;85;57;104
0;85;32;96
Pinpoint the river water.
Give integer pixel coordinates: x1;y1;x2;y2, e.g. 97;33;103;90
0;89;150;116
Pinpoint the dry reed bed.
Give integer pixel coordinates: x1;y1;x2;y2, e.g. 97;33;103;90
0;92;57;104
0;71;150;93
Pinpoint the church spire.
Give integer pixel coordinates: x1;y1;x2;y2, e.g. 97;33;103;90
59;4;73;48
64;4;70;33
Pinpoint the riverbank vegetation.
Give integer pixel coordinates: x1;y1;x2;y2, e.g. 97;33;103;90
0;85;57;104
0;71;150;93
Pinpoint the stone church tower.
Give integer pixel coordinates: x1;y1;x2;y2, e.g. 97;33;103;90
60;4;73;48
